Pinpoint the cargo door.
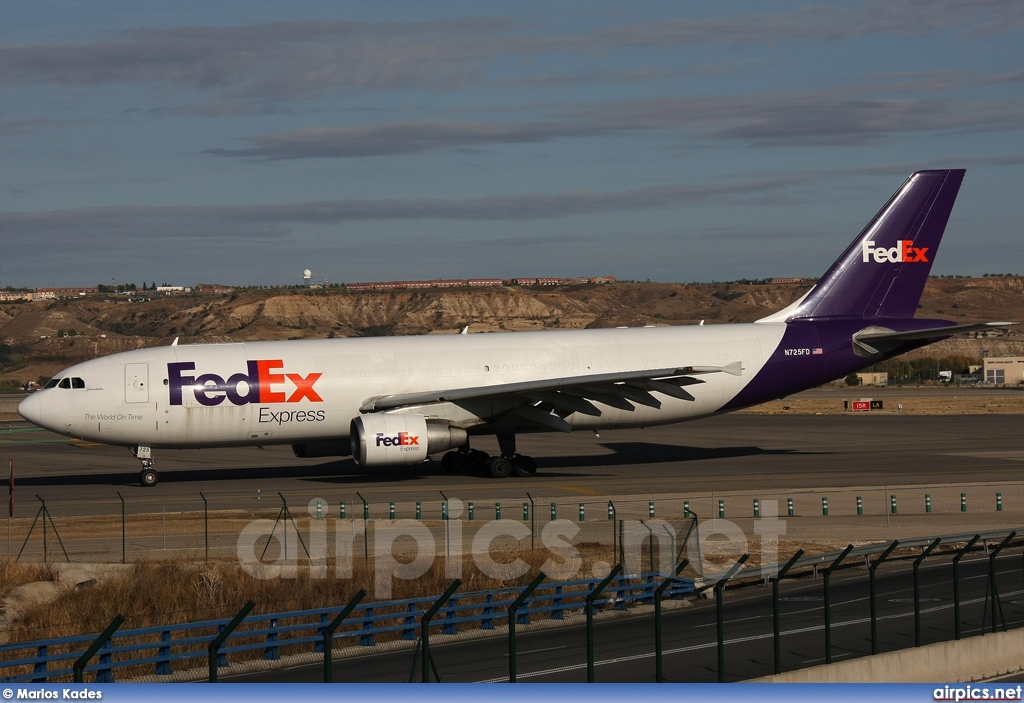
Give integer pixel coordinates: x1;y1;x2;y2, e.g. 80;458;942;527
125;363;149;403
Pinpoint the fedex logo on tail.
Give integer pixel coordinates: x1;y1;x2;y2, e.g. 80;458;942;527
862;240;929;264
168;360;323;407
376;432;420;448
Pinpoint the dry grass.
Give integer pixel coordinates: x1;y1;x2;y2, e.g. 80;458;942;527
0;541;628;645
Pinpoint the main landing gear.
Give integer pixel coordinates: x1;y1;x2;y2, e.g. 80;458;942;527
133;445;159;487
441;434;538;479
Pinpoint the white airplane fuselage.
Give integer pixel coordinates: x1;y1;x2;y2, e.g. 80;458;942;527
31;322;782;449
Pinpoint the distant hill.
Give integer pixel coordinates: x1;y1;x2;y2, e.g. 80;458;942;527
2;277;1021;386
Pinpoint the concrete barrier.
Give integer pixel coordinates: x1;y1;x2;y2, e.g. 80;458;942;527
751;629;1024;683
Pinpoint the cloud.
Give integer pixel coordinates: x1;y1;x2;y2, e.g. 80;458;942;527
1;2;1017;101
2;176;801;247
0;118;78;136
0;19;506;98
205;120;626;159
206;86;1022;160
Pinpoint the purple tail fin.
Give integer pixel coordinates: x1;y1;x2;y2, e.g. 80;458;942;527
786;169;965;321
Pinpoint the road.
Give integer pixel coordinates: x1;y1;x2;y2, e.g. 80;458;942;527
226;551;1024;682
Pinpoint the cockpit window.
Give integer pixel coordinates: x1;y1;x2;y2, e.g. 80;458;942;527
71;377;85;389
58;378;71;389
44;378;61;389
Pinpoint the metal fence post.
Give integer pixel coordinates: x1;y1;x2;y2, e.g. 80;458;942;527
586;564;622;683
870;541;900;655
117;492;126;563
73;614;125;683
914;538;941;646
421;580;461;682
323;589;366;682
208;600;256;682
824;544;854;664
508;572;546;683
655;559;688;682
772;550;804;675
715;554;749;683
200;492;208;563
953;535;980;640
988;531;1016;633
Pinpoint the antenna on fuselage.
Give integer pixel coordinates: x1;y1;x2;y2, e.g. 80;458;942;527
171;337;179;346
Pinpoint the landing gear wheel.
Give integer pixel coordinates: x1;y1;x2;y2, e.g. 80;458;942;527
139;467;158;487
486;456;512;479
468;449;490;471
511;455;537;477
442;451;467;473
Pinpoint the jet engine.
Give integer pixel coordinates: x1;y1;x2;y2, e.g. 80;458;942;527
350;414;467;466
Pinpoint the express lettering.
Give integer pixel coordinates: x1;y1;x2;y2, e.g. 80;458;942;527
861;239;929;264
258;407;326;425
168;360;323;407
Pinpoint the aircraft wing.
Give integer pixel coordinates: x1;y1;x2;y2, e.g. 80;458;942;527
359;362;743;431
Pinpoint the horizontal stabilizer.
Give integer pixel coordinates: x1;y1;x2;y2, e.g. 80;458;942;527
853;321;1018;356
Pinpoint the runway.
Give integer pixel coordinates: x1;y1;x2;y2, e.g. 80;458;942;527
0;410;1020;522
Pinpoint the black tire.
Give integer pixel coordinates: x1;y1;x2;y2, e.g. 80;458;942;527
486;456;512;478
139;468;158;487
469;449;490;471
512;455;537;477
442;451;466;473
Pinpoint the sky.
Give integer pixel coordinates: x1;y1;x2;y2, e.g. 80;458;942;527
1;1;1022;289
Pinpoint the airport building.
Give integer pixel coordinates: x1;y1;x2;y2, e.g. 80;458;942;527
856;371;888;386
982;356;1024;385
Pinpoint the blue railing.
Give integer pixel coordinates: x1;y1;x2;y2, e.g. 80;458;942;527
0;572;694;683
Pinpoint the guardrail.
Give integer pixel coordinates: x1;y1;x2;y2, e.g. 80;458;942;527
0;571;694;683
701;527;1024;586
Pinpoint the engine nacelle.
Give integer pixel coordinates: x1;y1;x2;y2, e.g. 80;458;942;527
350;414;468;466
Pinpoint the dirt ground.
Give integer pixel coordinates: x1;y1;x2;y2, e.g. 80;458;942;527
738;393;1024;415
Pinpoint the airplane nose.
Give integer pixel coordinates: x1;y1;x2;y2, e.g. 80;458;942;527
17;392;44;426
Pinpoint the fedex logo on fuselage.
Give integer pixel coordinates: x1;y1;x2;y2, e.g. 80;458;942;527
861;240;929;264
168;360;323;407
376;432;420;448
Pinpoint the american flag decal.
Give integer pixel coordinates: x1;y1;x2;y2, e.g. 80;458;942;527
812;347;823;355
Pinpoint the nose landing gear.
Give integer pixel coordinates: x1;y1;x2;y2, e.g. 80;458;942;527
132;445;159;487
